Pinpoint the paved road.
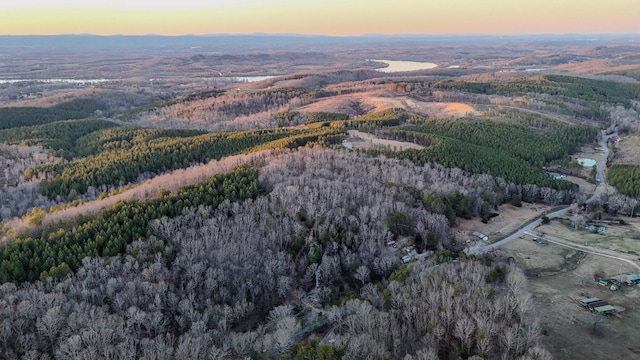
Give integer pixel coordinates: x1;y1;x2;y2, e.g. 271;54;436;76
478;206;569;253
478;130;617;254
594;129;616;189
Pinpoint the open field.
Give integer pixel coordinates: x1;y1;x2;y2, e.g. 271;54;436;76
371;96;477;118
506;243;640;360
344;130;424;151
456;202;552;241
502;229;640;360
296;91;388;116
614;134;640;166
296;91;477;119
536;218;640;259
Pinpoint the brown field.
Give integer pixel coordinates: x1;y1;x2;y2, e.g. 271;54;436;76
296;91;389;116
456;202;552;240
565;174;597;194
536;218;640;260
296;90;477;119
370;96;477;118
613;134;640;165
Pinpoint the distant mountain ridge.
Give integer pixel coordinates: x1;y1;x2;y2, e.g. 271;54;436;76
0;34;636;50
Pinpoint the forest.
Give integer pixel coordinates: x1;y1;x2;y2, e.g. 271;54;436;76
0;99;106;130
427;75;640;110
370;116;597;194
0;148;551;359
2;40;640;358
607;164;640;198
26;126;341;200
0;118;119;159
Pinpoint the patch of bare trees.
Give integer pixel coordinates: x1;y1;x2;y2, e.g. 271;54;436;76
0;147;551;358
608;104;640;134
0;145;58;221
327;261;548;359
587;184;638;216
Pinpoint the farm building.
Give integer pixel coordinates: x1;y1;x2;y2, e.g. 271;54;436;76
579;297;600;307
593;305;616;314
577;297;617;314
588;300;609;309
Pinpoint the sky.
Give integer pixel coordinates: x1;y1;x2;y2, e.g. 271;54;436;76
1;0;638;36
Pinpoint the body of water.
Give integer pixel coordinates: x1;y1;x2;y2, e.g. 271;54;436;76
368;59;438;73
577;158;596;167
233;76;276;82
0;78;109;85
201;76;276;83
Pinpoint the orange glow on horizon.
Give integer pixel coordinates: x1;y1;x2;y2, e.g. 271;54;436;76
1;0;638;36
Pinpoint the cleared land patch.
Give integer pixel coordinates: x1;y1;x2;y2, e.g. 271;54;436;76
296;91;388;116
614;134;640;166
536;218;640;257
370;96;477;118
344;130;424;151
456;202;552;240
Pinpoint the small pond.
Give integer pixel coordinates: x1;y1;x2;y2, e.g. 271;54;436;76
577;158;596;167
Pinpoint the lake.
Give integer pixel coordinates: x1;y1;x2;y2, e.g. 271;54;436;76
368;59;438;73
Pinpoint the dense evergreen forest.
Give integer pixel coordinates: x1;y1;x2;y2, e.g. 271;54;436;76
0;167;263;283
0;118;119;159
608;164;640;198
370;116;597;194
0;99;106;130
428;75;640;109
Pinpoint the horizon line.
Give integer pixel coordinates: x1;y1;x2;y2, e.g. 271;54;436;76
1;32;639;37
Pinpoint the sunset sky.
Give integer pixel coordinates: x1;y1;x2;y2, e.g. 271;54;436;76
1;0;638;36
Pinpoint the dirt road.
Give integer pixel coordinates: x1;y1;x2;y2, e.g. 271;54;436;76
524;230;640;270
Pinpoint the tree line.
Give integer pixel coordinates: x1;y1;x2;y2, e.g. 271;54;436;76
0;167;264;283
26;126;341;200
